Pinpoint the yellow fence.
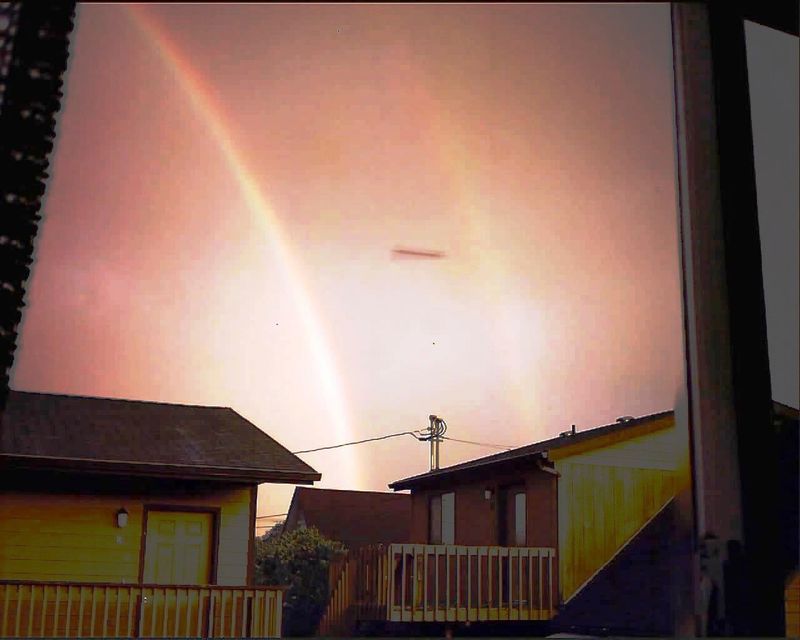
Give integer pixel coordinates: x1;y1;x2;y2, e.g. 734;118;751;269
318;543;557;636
0;581;284;638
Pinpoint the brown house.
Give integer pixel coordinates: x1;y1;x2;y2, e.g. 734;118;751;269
390;410;684;607
318;402;798;637
284;487;411;550
318;410;688;636
0;390;320;638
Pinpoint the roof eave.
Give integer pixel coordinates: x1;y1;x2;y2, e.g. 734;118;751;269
388;410;676;490
389;450;546;491
0;454;321;485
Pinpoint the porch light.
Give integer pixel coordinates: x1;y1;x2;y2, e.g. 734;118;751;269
484;489;492;500
116;507;129;528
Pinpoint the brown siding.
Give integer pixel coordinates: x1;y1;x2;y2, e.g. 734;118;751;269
409;490;428;542
454;483;493;546
408;463;557;548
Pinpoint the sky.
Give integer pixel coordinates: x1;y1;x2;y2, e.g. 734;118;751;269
8;3;716;531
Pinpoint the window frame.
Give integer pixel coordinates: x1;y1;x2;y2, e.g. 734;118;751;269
670;2;797;634
428;490;455;545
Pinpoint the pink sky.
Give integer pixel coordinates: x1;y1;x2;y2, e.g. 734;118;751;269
11;4;683;531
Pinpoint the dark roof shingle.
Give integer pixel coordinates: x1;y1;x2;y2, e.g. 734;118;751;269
0;390;320;484
285;487;411;548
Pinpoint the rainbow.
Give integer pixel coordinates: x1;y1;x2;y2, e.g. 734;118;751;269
124;5;361;488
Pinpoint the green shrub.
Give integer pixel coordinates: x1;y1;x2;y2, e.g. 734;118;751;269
255;523;345;637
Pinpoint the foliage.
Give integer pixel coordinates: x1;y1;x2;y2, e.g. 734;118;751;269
255;523;346;637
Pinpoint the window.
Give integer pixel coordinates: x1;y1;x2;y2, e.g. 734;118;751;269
514;491;526;546
429;492;454;544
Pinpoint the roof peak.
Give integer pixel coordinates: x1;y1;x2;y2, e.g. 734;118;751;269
389;409;676;490
8;388;232;411
297;486;407;496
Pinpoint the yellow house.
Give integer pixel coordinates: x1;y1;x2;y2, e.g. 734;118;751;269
0;390;320;638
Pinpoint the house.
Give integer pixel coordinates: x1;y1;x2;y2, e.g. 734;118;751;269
318;410;685;636
318;403;797;637
284;487;411;550
0;390;320;639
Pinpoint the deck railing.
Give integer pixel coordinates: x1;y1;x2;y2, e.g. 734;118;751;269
318;543;557;635
0;581;284;638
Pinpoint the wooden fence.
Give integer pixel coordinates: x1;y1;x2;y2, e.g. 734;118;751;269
318;543;557;636
0;581;284;638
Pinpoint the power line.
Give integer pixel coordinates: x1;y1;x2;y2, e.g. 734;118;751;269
255;513;287;520
289;421;515;457
292;431;422;454
442;436;515;450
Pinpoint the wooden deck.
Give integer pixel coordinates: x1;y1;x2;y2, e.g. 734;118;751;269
0;580;284;638
319;543;557;636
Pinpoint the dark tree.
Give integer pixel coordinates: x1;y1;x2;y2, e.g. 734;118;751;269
255;524;345;637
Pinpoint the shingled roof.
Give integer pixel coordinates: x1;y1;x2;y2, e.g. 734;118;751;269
284;487;411;549
0;390;321;484
389;410;675;490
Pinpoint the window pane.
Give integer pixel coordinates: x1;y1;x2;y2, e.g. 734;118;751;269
745;21;800;637
514;493;528;547
441;492;455;545
744;20;800;410
515;492;526;546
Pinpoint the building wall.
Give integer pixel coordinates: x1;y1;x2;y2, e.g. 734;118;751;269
0;479;253;586
553;419;691;602
408;464;558;549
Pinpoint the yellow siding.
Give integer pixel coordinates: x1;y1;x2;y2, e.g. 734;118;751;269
549;414;676;462
0;486;252;586
555;423;691;601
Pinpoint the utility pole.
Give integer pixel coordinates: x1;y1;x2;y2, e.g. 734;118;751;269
420;415;447;471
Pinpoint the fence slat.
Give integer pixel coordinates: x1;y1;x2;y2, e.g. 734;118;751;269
183;588;191;638
230;590;238;637
518;550;523;618
126;589;135;638
14;584;23;637
527;551;533;619
25;584;35;637
219;590;227;638
38;585;48;637
160;587;168;637
88;586;97;637
114;587;122;637
2;585;10;637
548;550;554;612
538;551;544;613
196;590;204;638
